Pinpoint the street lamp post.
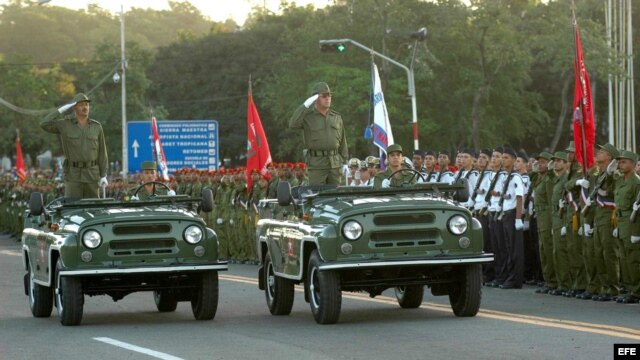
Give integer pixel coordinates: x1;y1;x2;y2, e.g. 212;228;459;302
119;4;128;177
319;38;419;150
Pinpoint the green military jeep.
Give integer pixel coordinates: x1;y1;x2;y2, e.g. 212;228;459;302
256;177;493;324
21;181;227;326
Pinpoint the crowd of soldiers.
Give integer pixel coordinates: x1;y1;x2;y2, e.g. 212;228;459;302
3;141;640;304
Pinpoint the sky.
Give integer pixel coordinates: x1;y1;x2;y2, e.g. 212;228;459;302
31;0;334;25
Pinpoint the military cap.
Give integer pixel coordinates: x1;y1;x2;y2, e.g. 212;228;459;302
439;149;450;156
366;155;377;165
597;143;619;159
310;82;332;95
413;149;424;157
359;161;368;170
387;144;403;154
517;151;529;162
616;150;638;162
424;150;436;157
298;162;307;170
565;141;575;153
459;148;473;156
536;151;553;160
348;157;360;167
551;151;568;161
493;146;504;154
141;161;157;170
503;147;517;158
480;148;492;157
72;93;91;103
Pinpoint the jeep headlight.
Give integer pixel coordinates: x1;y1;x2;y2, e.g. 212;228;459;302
448;215;468;235
82;230;102;249
184;225;203;244
342;220;363;240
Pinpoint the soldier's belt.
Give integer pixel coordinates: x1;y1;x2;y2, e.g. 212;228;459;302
71;160;98;168
308;149;338;157
617;209;632;217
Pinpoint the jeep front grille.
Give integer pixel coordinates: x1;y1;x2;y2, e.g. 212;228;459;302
112;224;171;235
369;230;439;248
373;213;434;226
109;239;177;256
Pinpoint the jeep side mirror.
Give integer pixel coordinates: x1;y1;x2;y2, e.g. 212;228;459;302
453;178;470;203
277;181;292;206
200;188;214;212
29;192;44;216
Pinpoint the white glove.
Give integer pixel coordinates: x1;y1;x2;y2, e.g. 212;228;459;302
576;179;590;189
582;224;593;237
99;177;108;187
633;203;640;212
216;218;223;225
303;94;319;108
523;220;530;231
558;199;565;209
583;197;592;207
631;235;640;244
229;219;235;225
613;227;618;238
167;190;176;196
515;219;524;230
231;198;235;206
130;195;139;201
57;102;76;114
606;159;617;175
547;160;554;171
560;226;567;237
381;179;391;188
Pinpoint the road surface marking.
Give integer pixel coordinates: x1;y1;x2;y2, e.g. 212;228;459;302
0;249;21;257
220;273;640;341
93;337;184;360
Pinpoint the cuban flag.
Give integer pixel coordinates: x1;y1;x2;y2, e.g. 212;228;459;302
151;116;169;181
372;62;394;160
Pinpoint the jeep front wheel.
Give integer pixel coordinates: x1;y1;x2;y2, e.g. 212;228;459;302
306;250;341;324
28;267;53;318
154;290;178;312
191;271;219;320
264;253;294;315
394;285;424;309
448;264;482;317
55;259;84;326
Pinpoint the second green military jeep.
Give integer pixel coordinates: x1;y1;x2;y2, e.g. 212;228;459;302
257;177;493;324
21;182;227;326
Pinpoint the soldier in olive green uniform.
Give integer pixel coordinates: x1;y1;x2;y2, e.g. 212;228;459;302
40;93;108;198
582;144;619;301
214;172;229;259
563;142;587;296
532;152;557;294
289;82;348;185
613;150;640;303
373;144;417;189
549;151;571;295
127;161;170;200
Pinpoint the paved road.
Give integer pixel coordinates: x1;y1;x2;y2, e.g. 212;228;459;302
0;233;637;360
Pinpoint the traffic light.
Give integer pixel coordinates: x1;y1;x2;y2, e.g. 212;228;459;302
319;41;346;53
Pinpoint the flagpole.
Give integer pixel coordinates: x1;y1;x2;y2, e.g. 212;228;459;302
572;7;589;172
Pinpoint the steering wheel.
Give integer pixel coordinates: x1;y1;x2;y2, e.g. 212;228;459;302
386;168;426;185
132;181;171;198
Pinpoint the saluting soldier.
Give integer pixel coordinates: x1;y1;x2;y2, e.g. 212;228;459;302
40;93;108;198
373;144;417;189
613;150;640;304
289;82;348;185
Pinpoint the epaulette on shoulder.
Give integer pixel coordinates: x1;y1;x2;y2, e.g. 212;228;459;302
329;109;341;116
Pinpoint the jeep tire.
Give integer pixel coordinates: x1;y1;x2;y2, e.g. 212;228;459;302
307;250;341;324
28;267;53;318
154;290;178;312
394;285;424;309
449;264;482;317
55;259;84;326
191;270;218;320
264;252;294;315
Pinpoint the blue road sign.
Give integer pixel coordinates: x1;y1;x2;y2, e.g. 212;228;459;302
127;120;218;174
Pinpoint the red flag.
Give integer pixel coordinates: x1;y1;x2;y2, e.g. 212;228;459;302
151;117;169;181
16;133;26;184
246;86;272;190
572;20;595;170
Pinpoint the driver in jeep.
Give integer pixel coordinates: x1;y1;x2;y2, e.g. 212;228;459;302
128;161;175;200
373;144;419;189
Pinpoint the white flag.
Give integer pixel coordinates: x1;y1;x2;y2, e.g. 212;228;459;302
372;62;394;155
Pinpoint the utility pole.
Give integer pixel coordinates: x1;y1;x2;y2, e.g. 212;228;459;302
120;4;128;176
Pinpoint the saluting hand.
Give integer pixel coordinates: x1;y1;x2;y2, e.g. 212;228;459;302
304;94;319;108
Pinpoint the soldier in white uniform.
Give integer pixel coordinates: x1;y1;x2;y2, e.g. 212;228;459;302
359;161;373;187
473;148;494;283
435;149;455;184
486;146;507;287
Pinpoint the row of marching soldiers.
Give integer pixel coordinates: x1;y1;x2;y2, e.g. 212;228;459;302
169;162;310;262
396;142;639;303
